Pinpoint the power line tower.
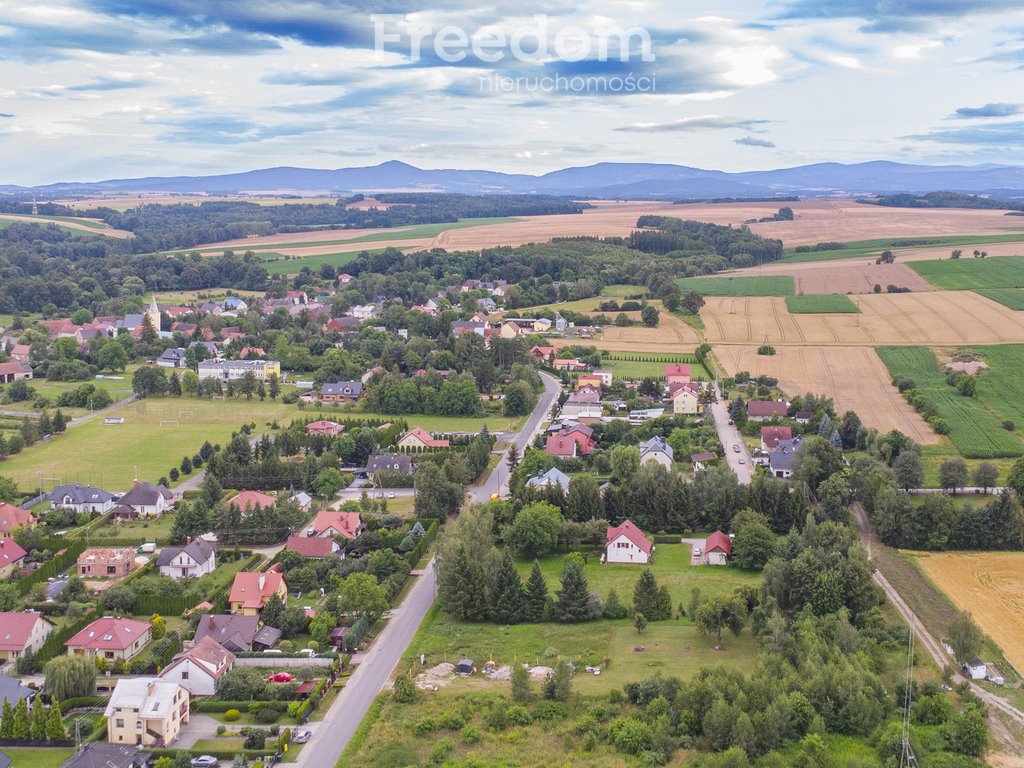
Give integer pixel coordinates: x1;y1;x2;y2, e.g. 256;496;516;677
900;618;919;768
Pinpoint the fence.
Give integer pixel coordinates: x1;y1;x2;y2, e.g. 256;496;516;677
17;540;87;596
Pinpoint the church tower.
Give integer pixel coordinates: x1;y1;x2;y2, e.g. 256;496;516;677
146;295;161;333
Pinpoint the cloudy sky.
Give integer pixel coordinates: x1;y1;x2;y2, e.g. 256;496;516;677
2;0;1024;184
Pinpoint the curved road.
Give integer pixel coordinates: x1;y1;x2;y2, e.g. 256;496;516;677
294;371;562;768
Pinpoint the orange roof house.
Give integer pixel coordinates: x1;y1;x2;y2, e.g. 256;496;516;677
228;571;288;616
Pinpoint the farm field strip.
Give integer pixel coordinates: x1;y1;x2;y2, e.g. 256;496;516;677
551;312;701;353
785;294;861;313
974;288;1024;310
0;213;132;238
701;292;1024;346
916;551;1024;672
716;345;939;444
676;275;795;296
909;255;1024;290
780;232;1024;263
875;346;1024;458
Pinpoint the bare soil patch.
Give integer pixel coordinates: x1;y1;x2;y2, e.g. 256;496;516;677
716;345;939;444
702;293;1024;346
720;260;934;294
916;551;1024;672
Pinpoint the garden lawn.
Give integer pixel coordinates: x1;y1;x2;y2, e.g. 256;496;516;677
335;409;524;435
93;511;177;542
918;444;1017;489
6;748;76;768
599;353;712;381
785;294;860;313
675;275;795;296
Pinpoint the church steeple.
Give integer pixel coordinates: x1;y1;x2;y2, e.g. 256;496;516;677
146;295;161;333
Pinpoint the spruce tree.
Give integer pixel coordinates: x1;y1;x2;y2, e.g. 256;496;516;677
603;588;628;620
262;594;285;628
439;544;487;621
47;702;67;740
552;560;591;623
31;699;46;740
523;560;549;622
12;698;29;739
0;698;13;738
510;663;530;704
52;410;67;433
489;550;525;624
656;585;673;621
632;569;661;621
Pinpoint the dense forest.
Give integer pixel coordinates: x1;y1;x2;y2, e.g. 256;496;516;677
861;191;1024;211
626;216;784;267
0;194;589;252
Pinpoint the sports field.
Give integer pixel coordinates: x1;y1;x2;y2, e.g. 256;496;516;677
916;551;1024;671
785;294;860;313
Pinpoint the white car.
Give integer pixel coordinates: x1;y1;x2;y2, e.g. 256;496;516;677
191;757;218;768
739;458;746;465
387;491;396;499
732;444;741;453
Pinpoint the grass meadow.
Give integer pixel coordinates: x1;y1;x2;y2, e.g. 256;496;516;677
785;294;861;313
909;255;1024;290
675;275;795;297
781;233;1024;264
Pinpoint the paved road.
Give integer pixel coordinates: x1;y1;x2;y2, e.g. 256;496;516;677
472;371;561;502
292;371;563;767
708;383;753;484
852;502;1024;730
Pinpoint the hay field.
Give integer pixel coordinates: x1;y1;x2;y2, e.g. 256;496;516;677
58;194;333;211
0;213;132;238
716;345;938;444
701;292;1024;346
551;311;700;353
717;260;934;295
916;552;1024;672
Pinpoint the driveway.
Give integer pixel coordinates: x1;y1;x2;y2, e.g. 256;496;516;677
708;385;753;485
175;714;222;749
680;537;705;565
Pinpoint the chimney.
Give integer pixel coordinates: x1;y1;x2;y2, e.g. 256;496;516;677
186;536;191;545
258;573;266;591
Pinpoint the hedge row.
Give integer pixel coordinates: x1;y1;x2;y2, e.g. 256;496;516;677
403;518;438;567
60;696;109;711
148;748;274;760
34;611;97;666
17;540;86;596
195;700;275;713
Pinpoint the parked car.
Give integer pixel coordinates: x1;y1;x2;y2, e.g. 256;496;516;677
387;491;395;499
293;729;312;744
267;672;294;683
733;444;741;453
739;458;746;465
296;648;316;657
191;757;219;768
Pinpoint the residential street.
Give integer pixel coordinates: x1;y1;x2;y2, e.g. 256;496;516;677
292;370;561;766
708;384;753;484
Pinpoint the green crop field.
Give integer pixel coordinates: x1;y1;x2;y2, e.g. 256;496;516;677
969;345;1024;432
675;275;795;296
262;249;373;276
781;233;1024;264
599;353;711;381
785;294;861;313
973;288;1024;310
876;346;1024;458
908;255;1024;290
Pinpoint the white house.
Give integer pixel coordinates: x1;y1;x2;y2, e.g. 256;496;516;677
604;520;653;565
157;539;216;580
639;436;674;470
158;636;235;697
351;304;379;320
525;467;572;493
47;484;116;515
704;531;732;566
963;660;987;681
118;482;174;518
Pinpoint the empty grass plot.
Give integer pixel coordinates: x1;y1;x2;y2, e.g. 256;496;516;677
785;294;860;313
675;275;795;296
909;255;1024;290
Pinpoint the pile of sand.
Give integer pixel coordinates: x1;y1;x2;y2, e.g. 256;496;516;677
945;360;989;375
415;662;455;690
487;665;513;681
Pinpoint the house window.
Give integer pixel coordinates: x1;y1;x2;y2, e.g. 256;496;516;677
116;719;124;728
181;671;188;679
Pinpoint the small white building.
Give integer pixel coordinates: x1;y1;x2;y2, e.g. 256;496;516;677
670;383;701;415
157;539;216;580
158;636;235;698
118;482;174;518
963;660;987;681
704;531;732;566
639;436;674;470
604;520;653;565
47;484;116;515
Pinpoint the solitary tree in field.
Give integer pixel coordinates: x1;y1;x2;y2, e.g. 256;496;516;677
634;612;647;634
694;594;747;649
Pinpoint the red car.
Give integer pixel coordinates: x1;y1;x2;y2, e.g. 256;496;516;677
267;672;294;683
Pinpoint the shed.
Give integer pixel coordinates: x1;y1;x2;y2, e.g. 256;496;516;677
963;660;987;681
456;659;474;675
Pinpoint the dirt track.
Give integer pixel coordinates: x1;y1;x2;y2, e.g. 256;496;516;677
716;345;938;444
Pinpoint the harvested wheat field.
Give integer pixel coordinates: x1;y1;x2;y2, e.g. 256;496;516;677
702;292;1024;346
716;345;938;444
0;213;132;238
717;260;934;294
551;312;700;353
916;551;1024;671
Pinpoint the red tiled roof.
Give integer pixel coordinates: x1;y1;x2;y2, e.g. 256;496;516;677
606;520;652;554
228;491;277;510
310;512;362;540
0;611;49;652
761;426;793;449
545;434;577;457
747;400;788;417
402;426;449;448
66;617;151;651
670;382;700;397
229;571;285;609
665;364;691;378
705;531;732;556
0;504;32;535
286;536;336;558
0;539;26;568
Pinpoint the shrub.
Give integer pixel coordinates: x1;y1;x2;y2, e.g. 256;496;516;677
532;700;567;721
244;730;267;750
413;717;439;736
461;725;482;743
224;710;240;722
430;737;455;764
216;725;227;736
608;716;654;755
507;705;532;726
440;712;465;731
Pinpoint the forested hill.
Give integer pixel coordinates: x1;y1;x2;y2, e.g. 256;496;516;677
0;194;589;253
860;191;1024;212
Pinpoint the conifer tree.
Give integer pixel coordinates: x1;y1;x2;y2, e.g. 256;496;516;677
552;560;591;623
0;699;13;738
12;698;29;739
439;543;487;621
488;550;525;624
632;569;662;620
523;560;549;622
31;699;46;740
47;702;67;740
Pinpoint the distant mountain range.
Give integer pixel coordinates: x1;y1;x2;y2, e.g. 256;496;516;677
5;160;1024;199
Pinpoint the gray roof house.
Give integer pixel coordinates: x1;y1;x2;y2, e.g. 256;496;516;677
60;744;148;768
48;484;115;514
366;454;415;476
157;539;216;580
321;381;363;400
157;348;187;368
0;673;35;708
525;467;572;492
193;614;280;653
768;438;803;479
639;436;674;468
